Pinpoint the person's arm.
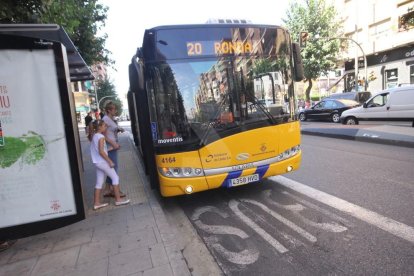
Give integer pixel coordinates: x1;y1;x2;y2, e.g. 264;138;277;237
105;136;120;150
98;137;114;167
103;118;121;149
103;126;120;150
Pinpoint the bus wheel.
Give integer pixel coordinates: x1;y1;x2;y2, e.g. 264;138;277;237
345;117;358;125
331;113;340;123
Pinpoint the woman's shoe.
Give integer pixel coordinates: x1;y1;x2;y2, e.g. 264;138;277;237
0;240;17;252
103;191;126;198
115;199;130;206
93;203;109;210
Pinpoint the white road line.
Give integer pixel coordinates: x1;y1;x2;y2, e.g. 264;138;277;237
282;191;351;225
191;206;229;220
263;190;347;233
262;190;305;211
194;221;250;239
229;199;289;253
271;176;414;244
205;236;260;265
241;199;317;243
192;206;250;238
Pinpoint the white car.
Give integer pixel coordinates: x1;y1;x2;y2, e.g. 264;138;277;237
340;85;414;125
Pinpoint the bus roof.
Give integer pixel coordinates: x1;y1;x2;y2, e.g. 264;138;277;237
146;23;284;32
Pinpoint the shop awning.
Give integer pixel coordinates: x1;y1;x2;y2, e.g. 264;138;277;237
0;24;94;82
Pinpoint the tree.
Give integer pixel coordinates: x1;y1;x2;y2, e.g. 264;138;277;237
96;78;123;115
283;0;341;104
0;0;111;66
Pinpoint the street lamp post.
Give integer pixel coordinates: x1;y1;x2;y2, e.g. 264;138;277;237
93;80;98;110
315;35;368;91
97;95;116;111
332;37;367;91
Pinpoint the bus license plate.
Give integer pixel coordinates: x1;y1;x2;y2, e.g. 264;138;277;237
230;174;259;187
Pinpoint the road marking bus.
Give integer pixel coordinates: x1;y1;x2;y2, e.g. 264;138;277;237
272;176;414;244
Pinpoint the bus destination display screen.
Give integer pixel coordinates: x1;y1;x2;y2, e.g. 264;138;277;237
186;41;252;56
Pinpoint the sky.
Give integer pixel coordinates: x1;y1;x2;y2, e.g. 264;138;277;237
99;0;292;104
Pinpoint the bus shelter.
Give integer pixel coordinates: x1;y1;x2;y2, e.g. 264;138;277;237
0;24;92;240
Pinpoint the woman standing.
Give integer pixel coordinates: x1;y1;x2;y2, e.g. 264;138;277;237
102;101;126;198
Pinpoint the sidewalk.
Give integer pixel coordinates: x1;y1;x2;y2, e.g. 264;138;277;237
301;123;414;148
0;130;205;276
3;122;411;275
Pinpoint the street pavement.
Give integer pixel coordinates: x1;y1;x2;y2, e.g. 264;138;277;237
1;121;413;276
0;128;219;276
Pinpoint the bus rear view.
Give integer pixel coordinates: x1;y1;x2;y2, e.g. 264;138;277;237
128;24;304;196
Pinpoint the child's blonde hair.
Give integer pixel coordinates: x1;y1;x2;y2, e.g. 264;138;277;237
88;119;105;141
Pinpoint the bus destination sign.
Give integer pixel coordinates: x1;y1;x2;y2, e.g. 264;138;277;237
187;41;252;56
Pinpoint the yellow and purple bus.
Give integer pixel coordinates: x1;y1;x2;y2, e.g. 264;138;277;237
128;23;304;196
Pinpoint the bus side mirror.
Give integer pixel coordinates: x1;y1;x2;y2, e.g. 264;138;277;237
129;56;144;93
292;43;304;82
136;47;143;59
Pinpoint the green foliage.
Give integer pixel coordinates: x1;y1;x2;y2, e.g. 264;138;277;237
252;59;276;76
251;58;288;77
0;0;45;23
0;0;111;66
283;0;341;101
96;78;123;115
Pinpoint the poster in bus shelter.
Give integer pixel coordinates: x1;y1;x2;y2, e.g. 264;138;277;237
0;47;80;231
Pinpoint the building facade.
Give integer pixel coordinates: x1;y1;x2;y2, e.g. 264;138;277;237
72;63;107;122
335;0;414;92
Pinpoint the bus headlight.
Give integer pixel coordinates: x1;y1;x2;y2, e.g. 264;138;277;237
159;167;205;178
277;145;301;161
185;185;194;194
183;167;192;176
172;168;181;176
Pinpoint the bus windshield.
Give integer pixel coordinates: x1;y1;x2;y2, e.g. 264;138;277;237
146;27;297;148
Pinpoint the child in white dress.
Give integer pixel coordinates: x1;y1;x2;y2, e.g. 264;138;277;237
88;120;130;210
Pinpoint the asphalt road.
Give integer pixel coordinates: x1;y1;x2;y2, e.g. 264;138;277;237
174;135;414;275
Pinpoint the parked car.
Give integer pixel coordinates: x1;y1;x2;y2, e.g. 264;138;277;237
299;99;360;123
325;91;372;104
340;85;414;125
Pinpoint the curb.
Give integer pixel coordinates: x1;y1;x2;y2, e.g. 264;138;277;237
127;134;222;276
128;136;192;276
301;128;414;148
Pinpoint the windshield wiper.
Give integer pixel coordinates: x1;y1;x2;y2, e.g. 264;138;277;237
199;93;231;146
250;74;277;125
